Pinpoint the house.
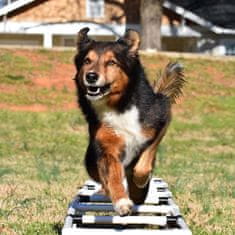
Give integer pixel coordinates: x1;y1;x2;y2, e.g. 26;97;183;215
0;0;235;55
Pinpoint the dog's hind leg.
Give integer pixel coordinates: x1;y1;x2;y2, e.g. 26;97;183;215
133;143;157;189
129;126;168;203
127;145;157;204
126;169;150;204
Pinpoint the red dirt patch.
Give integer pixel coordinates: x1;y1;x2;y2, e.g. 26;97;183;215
0;104;48;112
0;49;77;112
206;66;235;88
13;49;76;91
32;63;76;91
0;84;18;93
14;49;47;64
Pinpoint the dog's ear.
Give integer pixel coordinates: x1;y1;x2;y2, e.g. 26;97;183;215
77;27;93;53
118;29;140;55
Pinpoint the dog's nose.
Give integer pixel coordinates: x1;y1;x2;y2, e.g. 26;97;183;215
86;72;98;84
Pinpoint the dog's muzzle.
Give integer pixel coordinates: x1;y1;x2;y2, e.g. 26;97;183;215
86;84;110;100
84;72;111;100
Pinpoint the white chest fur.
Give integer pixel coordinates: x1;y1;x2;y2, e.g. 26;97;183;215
101;106;147;167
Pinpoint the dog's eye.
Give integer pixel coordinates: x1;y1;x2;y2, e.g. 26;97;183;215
84;58;91;65
106;60;116;66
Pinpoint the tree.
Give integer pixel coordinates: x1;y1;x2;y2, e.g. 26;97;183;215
140;0;164;51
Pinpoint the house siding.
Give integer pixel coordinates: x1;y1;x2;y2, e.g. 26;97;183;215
8;0;125;24
7;0;177;25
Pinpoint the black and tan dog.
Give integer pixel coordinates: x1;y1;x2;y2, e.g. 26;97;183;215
74;27;185;216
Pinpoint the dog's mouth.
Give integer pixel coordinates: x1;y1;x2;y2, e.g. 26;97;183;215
86;84;111;100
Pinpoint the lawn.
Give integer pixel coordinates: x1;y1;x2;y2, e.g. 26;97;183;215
0;48;234;235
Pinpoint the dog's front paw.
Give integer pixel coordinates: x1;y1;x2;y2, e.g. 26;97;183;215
114;198;133;216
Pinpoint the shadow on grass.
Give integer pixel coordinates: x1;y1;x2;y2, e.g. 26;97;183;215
6;74;26;81
4;74;32;85
0;167;14;178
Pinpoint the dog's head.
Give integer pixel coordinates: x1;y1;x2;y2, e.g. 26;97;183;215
74;27;140;104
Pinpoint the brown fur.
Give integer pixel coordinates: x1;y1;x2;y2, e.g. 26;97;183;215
154;62;185;104
78;49;129;108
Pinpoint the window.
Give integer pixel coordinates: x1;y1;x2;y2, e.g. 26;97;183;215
86;0;104;19
0;0;7;8
63;37;76;47
0;0;18;8
226;44;235;55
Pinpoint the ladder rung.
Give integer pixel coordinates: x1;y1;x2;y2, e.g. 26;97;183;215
75;203;180;215
64;227;192;235
79;191;172;203
80;215;178;226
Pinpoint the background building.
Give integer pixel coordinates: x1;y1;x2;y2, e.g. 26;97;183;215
0;0;235;55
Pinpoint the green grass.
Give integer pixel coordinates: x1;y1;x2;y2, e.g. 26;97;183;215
0;87;72;106
0;49;234;234
0;110;88;234
0;51;33;85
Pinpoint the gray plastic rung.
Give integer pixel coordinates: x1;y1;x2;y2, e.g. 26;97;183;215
73;203;180;215
79;190;172;201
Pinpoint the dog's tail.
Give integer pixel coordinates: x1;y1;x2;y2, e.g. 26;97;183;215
154;62;185;104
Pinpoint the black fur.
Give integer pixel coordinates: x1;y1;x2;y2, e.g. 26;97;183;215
73;27;185;211
75;41;170;120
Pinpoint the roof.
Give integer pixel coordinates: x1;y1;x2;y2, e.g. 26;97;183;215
0;0;36;16
170;0;235;29
164;0;235;35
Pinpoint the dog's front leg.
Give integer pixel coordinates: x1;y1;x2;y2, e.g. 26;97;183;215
95;125;133;216
98;155;133;216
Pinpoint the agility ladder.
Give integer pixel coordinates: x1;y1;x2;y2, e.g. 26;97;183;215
62;178;192;234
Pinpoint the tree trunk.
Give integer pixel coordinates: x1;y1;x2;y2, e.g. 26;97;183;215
140;0;163;51
124;0;140;25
